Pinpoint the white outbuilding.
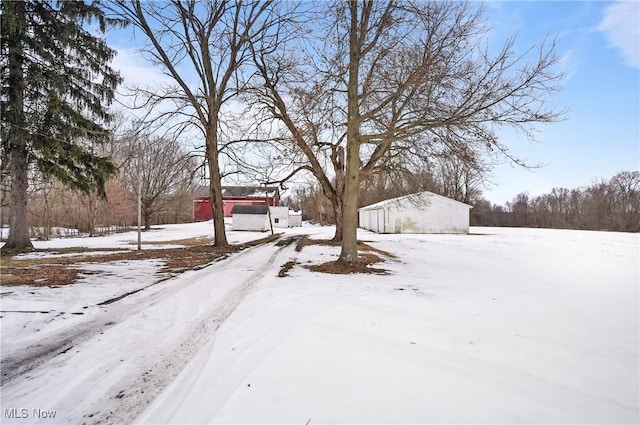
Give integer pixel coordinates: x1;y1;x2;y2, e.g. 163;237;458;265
358;191;472;234
231;205;270;231
288;210;303;227
269;206;290;228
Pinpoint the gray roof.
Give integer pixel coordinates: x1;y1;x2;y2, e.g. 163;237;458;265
359;191;472;211
231;205;269;215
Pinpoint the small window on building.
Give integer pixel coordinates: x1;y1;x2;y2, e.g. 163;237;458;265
274;218;279;223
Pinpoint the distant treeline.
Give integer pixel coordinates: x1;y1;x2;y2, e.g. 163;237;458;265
471;171;640;232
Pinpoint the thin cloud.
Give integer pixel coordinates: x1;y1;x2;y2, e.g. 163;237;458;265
597;1;640;69
111;47;173;90
109;46;181;118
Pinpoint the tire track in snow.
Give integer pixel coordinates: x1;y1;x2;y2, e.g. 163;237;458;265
94;238;300;425
0;238;301;425
0;239;282;385
1;256;228;385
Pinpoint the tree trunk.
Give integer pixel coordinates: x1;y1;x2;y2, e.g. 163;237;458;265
339;139;361;263
2;1;33;251
208;159;228;247
42;186;51;241
331;199;344;242
205;126;228;248
3;146;33;250
87;194;97;236
330;147;345;242
143;210;151;231
338;2;361;265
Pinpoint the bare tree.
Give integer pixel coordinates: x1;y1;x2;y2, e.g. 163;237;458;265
610;171;640;232
338;1;563;263
243;58;349;240
472;170;639;232
508;192;530;227
245;1;563;265
110;0;283;247
120;133;197;230
435;153;485;204
357;152;485;208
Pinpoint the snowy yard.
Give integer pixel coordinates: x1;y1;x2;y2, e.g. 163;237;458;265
1;223;638;424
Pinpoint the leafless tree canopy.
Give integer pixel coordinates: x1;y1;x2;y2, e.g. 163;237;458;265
117;127;198;230
109;0;286;247
473;171;640;232
1;114;199;241
238;0;564;263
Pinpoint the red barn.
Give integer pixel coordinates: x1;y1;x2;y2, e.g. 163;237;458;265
193;185;281;222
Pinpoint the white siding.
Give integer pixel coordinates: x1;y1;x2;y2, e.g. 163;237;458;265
359;192;471;234
232;213;270;231
269;206;290;228
358;208;385;233
288;211;302;227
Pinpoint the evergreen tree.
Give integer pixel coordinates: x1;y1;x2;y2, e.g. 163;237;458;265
1;0;123;250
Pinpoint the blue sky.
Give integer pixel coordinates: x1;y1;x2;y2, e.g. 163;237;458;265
480;1;639;204
108;1;639;206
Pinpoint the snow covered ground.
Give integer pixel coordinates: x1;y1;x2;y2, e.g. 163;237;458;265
8;220;262;253
1;223;638;424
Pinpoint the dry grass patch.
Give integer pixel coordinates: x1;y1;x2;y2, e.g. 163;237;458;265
296;236;396;258
278;261;298;277
358;243;397;259
0;234;282;287
305;259;388;275
129;236;215;247
1;264;81;286
295;236;341;252
249;233;284;247
296;237;395;275
0;247;232;287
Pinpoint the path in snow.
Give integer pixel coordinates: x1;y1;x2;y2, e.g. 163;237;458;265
0;237;299;425
2;259;171;384
1;221;274;385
